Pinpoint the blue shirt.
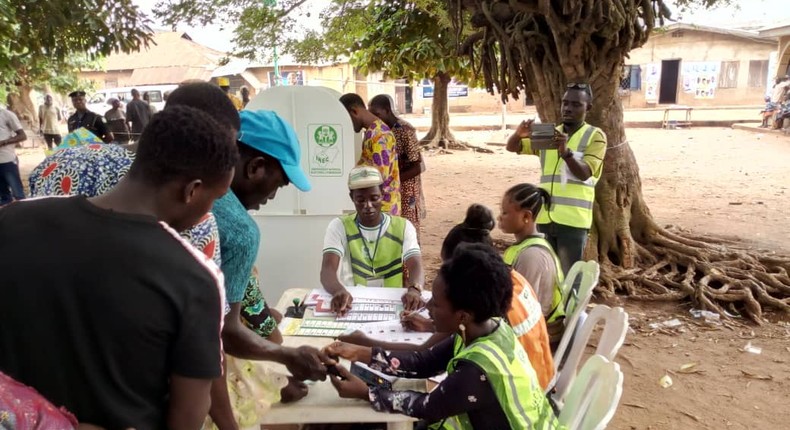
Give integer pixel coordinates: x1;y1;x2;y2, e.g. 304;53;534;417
213;190;260;304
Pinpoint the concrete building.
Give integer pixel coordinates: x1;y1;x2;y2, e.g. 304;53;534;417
758;21;790;79
621;23;776;108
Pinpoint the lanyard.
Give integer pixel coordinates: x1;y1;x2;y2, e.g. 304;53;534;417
357;216;384;276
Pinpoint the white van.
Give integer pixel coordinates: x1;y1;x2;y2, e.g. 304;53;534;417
86;85;177;115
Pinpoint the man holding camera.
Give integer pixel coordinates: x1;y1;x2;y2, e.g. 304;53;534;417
506;83;607;275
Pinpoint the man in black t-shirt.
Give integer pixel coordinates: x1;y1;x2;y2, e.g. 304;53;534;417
126;88;152;139
67;90;114;143
0;106;239;429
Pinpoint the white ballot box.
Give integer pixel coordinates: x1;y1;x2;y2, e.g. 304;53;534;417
244;86;359;302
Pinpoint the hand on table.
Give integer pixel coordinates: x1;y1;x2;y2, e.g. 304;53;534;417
400;311;434;332
328;364;370;400
280;376;308;403
337;330;374;346
323;341;372;363
331;289;353;316
283;345;335;381
401;289;423;311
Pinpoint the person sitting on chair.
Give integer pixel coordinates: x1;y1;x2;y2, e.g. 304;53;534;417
320;165;424;315
324;243;560;429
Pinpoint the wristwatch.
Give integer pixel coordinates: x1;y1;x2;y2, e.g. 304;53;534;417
561;149;574;159
408;283;423;293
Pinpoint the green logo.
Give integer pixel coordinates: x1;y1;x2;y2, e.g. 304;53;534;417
314;125;338;147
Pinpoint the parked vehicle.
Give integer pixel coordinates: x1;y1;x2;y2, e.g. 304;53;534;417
86;85;177;114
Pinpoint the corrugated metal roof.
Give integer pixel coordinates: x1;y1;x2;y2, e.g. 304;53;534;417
99;32;225;71
659;23;775;43
127;66;214;86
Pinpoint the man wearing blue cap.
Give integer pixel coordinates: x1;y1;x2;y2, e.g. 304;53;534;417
210;109;329;426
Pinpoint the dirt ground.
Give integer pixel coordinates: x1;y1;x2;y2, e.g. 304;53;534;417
413;127;790;430
14;127;790;429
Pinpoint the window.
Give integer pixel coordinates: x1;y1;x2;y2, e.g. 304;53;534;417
671;31;684;38
718;61;739;88
619;65;641;90
104;79;118;89
748;60;769;88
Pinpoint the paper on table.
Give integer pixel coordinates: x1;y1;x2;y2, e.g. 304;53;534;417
349;319;433;345
304;286;432;305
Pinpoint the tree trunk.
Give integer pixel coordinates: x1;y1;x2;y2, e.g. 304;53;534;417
7;82;38;133
421;72;459;148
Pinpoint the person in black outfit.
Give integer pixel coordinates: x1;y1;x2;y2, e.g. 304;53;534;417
126;88;152;139
66;90;114;143
0;105;239;430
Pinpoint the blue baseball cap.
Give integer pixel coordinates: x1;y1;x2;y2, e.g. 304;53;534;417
238;110;311;192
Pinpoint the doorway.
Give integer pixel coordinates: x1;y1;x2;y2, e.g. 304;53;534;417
659;59;680;104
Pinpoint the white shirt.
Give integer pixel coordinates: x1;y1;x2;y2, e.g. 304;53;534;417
323;214;421;286
0;108;23;164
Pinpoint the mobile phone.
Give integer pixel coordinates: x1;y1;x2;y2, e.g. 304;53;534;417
530;123;559;150
350;363;393;390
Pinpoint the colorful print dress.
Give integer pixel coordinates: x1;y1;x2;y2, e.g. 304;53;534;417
360;119;401;215
391;120;425;241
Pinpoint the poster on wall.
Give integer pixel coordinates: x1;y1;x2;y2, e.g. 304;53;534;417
644;63;661;102
307;124;343;177
681;62;720;99
268;70;306;87
420;78;468;98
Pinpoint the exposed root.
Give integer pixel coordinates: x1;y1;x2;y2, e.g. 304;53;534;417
601;226;790;324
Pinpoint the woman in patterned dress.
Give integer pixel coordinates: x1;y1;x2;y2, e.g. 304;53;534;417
369;94;426;242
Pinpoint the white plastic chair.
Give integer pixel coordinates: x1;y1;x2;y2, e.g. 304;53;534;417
549;305;629;407
558;354;624;430
553;260;600;374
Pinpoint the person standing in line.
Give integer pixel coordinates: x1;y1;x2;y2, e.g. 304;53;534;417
143;92;158;115
104;98;131;145
0;106;27;205
368;94;426;242
339;93;401;215
38;94;62;150
0;105;238;429
125;88;151;140
217;77;243;111
66;91;114;143
506;83;607;275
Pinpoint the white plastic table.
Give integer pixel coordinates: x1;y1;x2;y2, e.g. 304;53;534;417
255;288;419;430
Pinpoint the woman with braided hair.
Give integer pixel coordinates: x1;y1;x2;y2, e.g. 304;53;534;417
499;183;566;347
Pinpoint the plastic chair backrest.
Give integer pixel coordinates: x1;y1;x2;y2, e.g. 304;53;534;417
553;260;600;374
551;305;629;407
558;354;624;430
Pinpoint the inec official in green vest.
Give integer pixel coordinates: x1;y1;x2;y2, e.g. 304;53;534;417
323;244;560;430
506;83;607;275
321;166;425;315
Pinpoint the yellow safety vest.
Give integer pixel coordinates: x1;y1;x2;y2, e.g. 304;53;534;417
503;237;566;323
430;322;561;430
341;214;406;287
536;123;601;229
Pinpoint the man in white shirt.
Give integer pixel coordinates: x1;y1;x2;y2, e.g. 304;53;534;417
38;94;62;149
321;166;424;315
0;107;27;205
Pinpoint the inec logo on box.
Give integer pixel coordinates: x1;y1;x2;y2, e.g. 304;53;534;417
314;125;338;148
308;124;343;177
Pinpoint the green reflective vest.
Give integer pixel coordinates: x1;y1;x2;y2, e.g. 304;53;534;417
503;236;566;323
431;322;561;430
341;214;406;287
537;123;601;229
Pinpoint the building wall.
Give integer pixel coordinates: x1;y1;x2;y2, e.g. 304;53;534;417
247;63;355;95
81;70;134;90
622;30;775;108
778;35;790;78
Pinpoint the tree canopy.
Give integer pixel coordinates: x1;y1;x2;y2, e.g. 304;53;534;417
2;0;152;103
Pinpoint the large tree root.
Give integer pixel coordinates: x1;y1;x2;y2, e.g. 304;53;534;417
420;130;494;153
596;226;790;324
